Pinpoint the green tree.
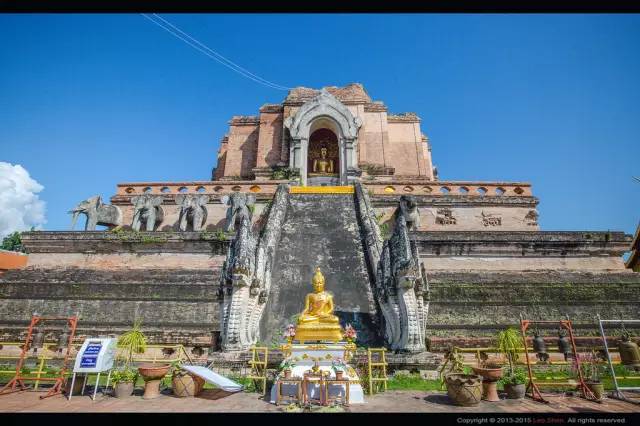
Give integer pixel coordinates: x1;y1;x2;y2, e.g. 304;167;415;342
1;231;24;253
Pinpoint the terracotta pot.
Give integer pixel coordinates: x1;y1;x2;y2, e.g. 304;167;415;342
138;364;171;380
335;370;344;380
445;373;483;406
114;382;134;398
472;366;504;382
138;364;171;400
587;382;605;400
472;367;503;402
504;383;526;400
283;369;292;379
172;372;205;397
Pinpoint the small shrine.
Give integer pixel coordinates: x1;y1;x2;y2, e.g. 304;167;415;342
270;267;365;405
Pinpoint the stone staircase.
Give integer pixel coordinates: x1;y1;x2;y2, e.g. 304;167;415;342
258;193;382;346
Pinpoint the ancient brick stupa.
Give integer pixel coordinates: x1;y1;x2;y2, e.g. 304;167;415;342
0;83;636;356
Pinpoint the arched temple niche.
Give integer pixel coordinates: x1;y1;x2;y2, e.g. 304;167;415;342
284;88;362;185
308;128;340;178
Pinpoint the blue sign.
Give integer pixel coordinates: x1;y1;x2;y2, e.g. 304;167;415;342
79;343;102;368
83;343;102;355
80;356;97;368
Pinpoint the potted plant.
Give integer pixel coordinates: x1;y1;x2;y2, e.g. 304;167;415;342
443;350;483;406
496;327;524;399
577;352;605;401
444;372;483;406
280;358;296;379
331;358;347;380
111;320;149;398
111;368;138;398
499;368;527;399
119;320;170;400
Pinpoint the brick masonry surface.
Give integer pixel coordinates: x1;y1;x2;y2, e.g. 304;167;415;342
0;389;638;413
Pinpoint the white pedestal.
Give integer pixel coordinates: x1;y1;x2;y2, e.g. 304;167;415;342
269;343;365;404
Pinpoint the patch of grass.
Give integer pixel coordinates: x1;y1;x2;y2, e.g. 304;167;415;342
387;374;442;391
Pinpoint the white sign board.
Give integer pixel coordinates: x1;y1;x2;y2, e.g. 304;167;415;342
73;338;117;373
181;365;243;392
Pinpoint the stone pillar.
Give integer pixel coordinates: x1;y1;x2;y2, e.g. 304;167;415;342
345;138;356;169
290;137;301;173
300;137;308;186
339;137;347;185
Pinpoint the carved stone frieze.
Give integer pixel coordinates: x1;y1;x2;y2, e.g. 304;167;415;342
435;208;456;225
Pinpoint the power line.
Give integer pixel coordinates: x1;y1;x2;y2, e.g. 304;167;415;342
141;13;290;91
141;13;292;91
149;13;292;91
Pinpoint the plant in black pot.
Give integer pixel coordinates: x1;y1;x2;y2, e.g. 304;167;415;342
499;368;527;399
112;320;148;398
111;368;138;398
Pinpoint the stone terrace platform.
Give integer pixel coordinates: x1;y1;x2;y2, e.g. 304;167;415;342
0;390;638;413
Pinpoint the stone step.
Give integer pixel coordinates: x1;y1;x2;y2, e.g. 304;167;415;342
259;193;380;346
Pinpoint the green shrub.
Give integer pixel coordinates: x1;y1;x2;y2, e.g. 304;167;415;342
111;368;138;384
499;368;527;386
118;320;147;365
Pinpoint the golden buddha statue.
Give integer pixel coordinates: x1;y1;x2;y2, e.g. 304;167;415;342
294;267;343;342
312;147;334;174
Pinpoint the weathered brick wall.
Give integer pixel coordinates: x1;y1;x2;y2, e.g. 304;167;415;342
425;270;640;341
2;229;637;351
0;232;229;344
0;268;219;345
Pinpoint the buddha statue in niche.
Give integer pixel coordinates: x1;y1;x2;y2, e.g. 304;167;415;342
312;147;334;174
294;267;343;342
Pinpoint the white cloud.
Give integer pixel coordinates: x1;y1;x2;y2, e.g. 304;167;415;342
0;162;47;238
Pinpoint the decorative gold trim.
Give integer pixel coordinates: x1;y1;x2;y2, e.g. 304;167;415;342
290;186;354;194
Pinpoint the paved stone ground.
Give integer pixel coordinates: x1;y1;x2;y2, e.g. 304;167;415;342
0;388;639;413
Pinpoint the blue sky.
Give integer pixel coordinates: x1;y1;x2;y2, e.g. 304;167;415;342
1;14;639;235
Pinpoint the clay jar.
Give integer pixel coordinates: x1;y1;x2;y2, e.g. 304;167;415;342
172;370;205;398
138;364;171;400
445;373;483;406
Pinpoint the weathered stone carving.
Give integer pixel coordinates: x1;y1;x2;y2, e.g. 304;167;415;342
398;195;420;231
69;195;122;231
131;195;164;231
218;185;289;351
221;193;256;233
525;210;539;227
435;208;456;225
176;194;209;231
354;182;428;353
481;211;502;227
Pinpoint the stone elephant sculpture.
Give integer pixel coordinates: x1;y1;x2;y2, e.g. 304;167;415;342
176;194;209;231
69;195;123;231
131;195;164;231
398;195;420;231
221;192;256;233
